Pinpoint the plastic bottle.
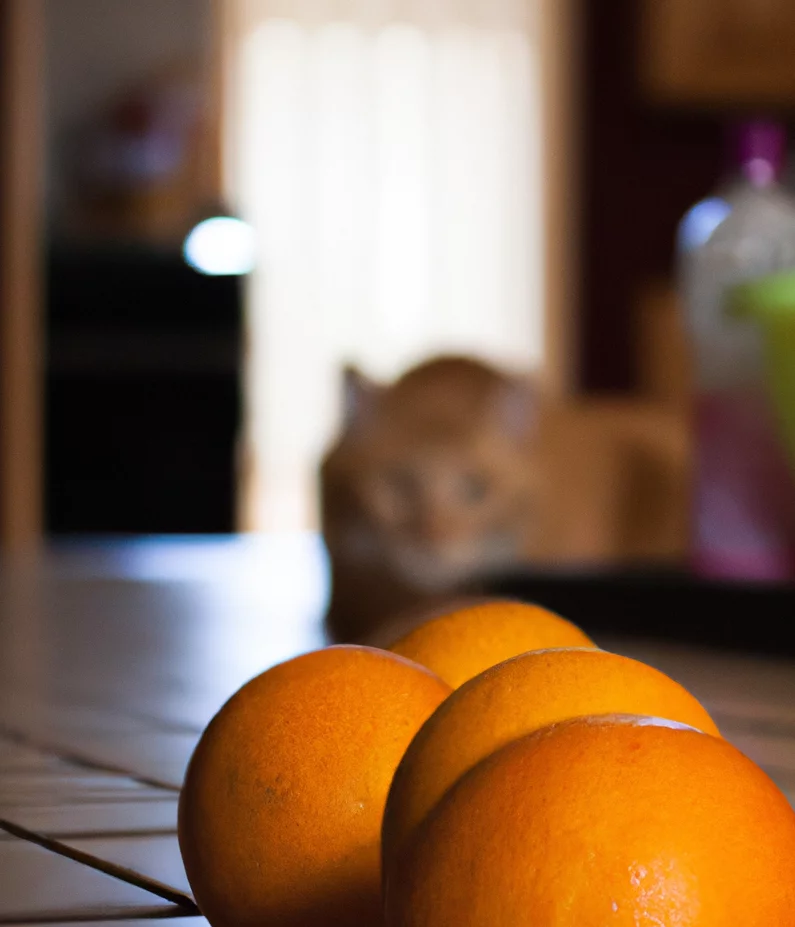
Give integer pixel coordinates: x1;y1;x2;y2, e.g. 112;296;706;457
677;120;795;581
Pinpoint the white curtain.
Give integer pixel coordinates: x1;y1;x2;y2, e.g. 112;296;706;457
227;0;545;530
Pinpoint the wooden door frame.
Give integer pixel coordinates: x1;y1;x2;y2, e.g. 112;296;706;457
0;0;44;551
539;0;582;399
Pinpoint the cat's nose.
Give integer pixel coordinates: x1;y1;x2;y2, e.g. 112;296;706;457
416;517;455;546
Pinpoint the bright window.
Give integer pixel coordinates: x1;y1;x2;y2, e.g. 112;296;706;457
228;0;546;530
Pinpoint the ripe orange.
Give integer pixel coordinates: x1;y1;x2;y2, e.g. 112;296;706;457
387;599;595;688
385;715;795;926
382;647;719;866
365;595;497;649
178;645;451;927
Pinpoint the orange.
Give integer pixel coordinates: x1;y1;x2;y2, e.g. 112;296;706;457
366;595;497;649
178;645;451;927
384;715;795;926
387;599;595;688
382;647;719;866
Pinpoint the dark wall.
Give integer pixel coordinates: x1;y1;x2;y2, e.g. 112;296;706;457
579;0;726;392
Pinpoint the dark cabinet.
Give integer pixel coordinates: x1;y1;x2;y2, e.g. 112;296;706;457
45;244;242;534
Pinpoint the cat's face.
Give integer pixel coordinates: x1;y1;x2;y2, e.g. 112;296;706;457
357;434;535;591
328;358;539;592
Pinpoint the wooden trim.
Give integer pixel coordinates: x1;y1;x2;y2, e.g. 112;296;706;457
0;0;44;550
212;0;241;207
214;0;256;532
199;0;228;206
539;0;582;398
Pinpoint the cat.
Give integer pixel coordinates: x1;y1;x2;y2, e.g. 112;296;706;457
320;355;687;644
321;357;538;642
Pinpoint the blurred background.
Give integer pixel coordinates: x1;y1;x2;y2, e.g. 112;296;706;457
3;0;795;572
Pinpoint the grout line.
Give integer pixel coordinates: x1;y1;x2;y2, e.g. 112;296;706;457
0;819;198;914
754;764;795;790
0;725;181;792
711;711;795;740
0;904;194;925
0;795;177;806
0;691;204;738
0;825;177;840
0;799;176;808
0;703;194;738
123;711;203;737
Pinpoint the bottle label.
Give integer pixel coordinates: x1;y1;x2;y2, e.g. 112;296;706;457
693;388;795;581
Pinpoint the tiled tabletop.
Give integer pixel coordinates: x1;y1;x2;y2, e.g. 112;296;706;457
0;534;793;923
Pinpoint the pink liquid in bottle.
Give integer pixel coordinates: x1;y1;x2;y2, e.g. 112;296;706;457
679;121;795;581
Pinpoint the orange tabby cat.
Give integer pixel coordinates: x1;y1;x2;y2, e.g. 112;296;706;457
320;356;687;643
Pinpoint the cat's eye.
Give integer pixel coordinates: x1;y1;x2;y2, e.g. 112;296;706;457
460;473;489;503
382;467;417;500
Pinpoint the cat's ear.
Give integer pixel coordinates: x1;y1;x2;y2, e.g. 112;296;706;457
497;374;537;438
342;364;381;429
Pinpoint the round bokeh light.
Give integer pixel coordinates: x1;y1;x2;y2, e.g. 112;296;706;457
183;216;257;276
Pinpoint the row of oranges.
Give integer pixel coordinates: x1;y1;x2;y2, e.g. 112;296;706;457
177;600;795;926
